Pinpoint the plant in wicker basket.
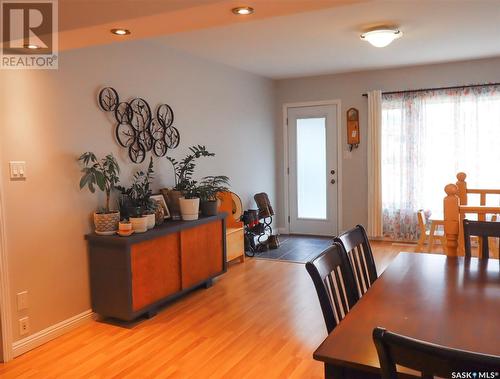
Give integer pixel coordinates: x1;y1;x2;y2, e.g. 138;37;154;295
78;152;121;234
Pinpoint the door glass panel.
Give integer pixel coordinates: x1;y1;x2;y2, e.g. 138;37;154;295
296;117;327;219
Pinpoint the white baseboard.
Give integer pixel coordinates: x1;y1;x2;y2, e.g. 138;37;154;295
12;309;93;358
277;227;288;235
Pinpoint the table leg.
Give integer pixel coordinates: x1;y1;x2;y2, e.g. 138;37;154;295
324;363;381;379
325;364;345;379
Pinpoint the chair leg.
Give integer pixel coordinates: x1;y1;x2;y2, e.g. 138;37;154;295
428;224;437;252
416;234;426;252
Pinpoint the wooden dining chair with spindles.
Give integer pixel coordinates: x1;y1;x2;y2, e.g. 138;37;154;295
416;210;446;253
334;225;378;298
305;243;359;334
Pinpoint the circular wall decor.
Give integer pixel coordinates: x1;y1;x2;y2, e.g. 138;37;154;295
97;87;180;163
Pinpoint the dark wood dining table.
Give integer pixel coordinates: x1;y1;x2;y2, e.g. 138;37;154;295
313;252;500;378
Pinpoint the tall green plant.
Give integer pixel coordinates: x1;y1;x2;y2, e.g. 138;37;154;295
117;157;155;214
197;176;230;201
166;145;215;191
78;152;120;213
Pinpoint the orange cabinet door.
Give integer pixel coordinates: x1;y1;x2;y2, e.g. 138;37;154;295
131;233;181;311
180;220;224;289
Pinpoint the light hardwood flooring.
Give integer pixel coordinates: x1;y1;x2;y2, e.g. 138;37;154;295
0;241;434;379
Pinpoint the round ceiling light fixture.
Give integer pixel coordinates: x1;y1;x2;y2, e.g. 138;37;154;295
110;28;131;36
24;44;40;49
232;6;254;15
360;28;402;48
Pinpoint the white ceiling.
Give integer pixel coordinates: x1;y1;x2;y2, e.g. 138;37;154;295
158;0;500;79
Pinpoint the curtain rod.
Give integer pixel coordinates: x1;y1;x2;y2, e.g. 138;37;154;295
361;82;500;97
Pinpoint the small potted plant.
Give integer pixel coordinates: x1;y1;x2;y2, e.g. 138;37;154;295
117;157;155;232
179;180;201;221
164;145;214;219
197;176;230;216
78;152;121;235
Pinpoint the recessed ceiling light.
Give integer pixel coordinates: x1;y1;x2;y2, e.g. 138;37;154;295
360;28;402;48
110;28;131;36
24;44;40;49
232;6;254;15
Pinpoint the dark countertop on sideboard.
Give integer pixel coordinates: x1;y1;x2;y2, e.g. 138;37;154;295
85;212;227;247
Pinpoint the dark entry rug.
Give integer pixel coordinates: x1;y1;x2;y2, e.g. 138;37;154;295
254;235;332;264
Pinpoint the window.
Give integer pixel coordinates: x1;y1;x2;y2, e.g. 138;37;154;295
381;85;500;240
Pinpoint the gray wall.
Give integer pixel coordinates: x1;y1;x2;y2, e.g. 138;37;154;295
0;40;276;341
275;56;500;231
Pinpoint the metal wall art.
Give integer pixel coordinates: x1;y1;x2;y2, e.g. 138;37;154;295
98;87;180;163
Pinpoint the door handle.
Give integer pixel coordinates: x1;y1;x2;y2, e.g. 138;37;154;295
331;179;336;184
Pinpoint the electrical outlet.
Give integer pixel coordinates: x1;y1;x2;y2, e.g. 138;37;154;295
19;317;30;336
17;291;28;311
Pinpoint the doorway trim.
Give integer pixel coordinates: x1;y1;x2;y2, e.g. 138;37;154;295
0;160;13;362
282;99;343;236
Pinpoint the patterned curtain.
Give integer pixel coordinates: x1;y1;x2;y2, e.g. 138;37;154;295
381;84;500;240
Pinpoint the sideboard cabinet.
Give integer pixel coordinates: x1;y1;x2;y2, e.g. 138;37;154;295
85;214;227;321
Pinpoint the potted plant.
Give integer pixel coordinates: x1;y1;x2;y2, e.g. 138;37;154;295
164;145;215;219
117;157;156;232
78;152;121;235
178;180;200;220
197;176;230;216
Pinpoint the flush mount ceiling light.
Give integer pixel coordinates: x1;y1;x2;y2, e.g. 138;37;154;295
360;28;402;48
232;6;254;15
24;44;40;49
110;28;131;36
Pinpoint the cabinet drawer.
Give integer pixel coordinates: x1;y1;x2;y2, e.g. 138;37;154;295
226;228;244;262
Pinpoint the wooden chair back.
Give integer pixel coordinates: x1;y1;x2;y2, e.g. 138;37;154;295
373;327;500;379
305;243;359;334
417;210;427;235
218;191;243;229
334;225;378;297
463;219;500;259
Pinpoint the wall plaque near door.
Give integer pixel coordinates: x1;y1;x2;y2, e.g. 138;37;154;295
98;87;180;163
347;107;360;151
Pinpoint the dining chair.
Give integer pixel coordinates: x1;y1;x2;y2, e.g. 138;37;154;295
334;225;377;297
463;219;500;259
373;327;500;379
305;243;359;333
416;210;446;253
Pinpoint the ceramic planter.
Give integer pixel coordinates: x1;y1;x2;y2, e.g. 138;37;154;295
145;213;156;229
94;211;120;235
118;221;132;233
200;200;218;217
130;216;148;233
179;197;200;221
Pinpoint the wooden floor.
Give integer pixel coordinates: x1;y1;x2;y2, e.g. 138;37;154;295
0;241;431;378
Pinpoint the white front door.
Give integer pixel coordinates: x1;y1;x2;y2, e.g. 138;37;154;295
287;105;338;236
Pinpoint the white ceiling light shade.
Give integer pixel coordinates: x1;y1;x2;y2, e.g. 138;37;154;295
232;6;254;15
360;28;402;48
110;28;131;36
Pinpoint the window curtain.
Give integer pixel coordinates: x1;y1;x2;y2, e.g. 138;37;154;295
367;90;383;237
381;84;500;240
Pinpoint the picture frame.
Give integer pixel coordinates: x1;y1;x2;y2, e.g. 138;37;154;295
151;194;170;219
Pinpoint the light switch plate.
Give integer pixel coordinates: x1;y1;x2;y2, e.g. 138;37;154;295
17;291;28;311
9;161;26;180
